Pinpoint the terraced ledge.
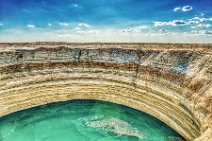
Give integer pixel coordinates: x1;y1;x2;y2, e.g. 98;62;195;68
0;43;211;141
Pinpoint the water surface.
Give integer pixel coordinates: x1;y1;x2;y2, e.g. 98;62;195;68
0;100;183;141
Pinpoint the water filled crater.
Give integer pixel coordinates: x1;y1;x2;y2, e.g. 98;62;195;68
0;100;183;141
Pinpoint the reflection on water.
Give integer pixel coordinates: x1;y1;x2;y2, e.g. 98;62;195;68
0;100;183;141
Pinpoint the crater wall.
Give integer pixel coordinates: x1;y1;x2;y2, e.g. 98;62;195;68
0;43;211;141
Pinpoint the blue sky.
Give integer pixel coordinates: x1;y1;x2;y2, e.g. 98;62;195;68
0;0;212;43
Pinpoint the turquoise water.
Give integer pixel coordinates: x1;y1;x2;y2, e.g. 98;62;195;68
0;100;183;141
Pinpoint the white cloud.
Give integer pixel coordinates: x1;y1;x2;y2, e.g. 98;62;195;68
154;22;166;26
191;17;212;22
187;20;200;25
173;7;181;12
153;15;212;27
1;28;212;43
78;23;90;28
86;30;99;34
170;20;187;26
122;29;134;33
173;5;193;12
26;24;35;28
73;4;79;7
182;5;193;12
154;15;212;30
195;24;211;28
121;25;148;33
59;22;69;26
48;23;52;27
191;30;212;36
154;20;188;26
74;23;91;33
71;3;82;8
76;29;100;35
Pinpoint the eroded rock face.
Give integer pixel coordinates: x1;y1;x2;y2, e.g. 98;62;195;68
0;43;211;141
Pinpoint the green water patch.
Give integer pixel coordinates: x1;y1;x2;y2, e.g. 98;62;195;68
0;100;183;141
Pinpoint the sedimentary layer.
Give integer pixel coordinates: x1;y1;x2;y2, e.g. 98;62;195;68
0;43;211;141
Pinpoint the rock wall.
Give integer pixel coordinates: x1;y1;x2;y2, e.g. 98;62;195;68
0;43;211;141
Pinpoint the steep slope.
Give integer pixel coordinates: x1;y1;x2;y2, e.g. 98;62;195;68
0;43;211;141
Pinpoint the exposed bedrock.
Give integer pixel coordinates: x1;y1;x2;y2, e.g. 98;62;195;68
0;43;211;141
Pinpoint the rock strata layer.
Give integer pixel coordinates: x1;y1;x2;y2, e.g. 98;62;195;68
0;43;211;141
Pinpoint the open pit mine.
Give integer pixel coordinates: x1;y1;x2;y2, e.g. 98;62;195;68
0;43;211;141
